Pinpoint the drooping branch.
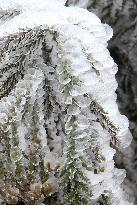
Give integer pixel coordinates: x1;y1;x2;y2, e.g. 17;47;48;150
0;1;133;204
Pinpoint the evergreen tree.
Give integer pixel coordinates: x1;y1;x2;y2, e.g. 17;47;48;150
0;0;133;204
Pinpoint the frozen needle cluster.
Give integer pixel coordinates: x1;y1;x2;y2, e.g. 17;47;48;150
0;0;133;204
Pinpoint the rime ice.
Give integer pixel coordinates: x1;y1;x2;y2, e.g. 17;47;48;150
0;0;133;204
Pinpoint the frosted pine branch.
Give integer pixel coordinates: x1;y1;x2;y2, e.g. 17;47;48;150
0;0;133;204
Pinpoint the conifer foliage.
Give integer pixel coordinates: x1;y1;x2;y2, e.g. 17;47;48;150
0;0;133;204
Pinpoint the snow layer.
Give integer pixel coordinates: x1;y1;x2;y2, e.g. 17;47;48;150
0;0;133;204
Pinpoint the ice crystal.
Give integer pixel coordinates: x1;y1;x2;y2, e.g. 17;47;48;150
0;0;133;204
